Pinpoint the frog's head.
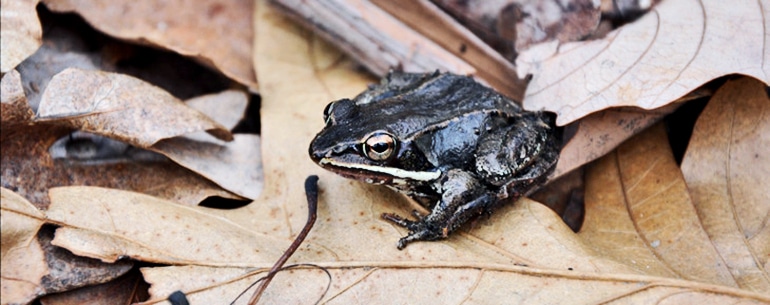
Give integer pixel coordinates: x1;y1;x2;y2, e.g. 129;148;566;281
308;98;440;185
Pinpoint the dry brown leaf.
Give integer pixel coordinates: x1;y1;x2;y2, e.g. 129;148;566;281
681;77;770;294
0;187;47;305
583;123;737;286
40;3;769;304
553;104;679;177
41;0;257;89
433;0;601;55
1;70;241;207
37;226;134;295
0;0;42;73
1;69;35;127
36;68;233;147
39;270;144;305
517;0;770;125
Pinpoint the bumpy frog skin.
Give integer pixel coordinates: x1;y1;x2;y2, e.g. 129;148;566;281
309;71;559;249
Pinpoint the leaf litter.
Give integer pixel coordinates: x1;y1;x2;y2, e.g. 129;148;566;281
0;0;768;304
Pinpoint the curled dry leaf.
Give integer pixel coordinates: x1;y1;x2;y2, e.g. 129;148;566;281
184;90;249;132
37;226;134;294
2;69;241;207
681;77;770;294
42;0;258;89
0;0;42;73
553;103;679;177
0;188;47;305
145;90;264;199
151;135;263;199
517;0;770;125
36;68;233;147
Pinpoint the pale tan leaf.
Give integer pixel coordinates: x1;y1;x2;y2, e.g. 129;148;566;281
36;68;233;147
0;0;42;73
517;0;770;125
185;90;248;132
0;187;47;305
151;135;263;199
681;77;770;294
139;264;770;305
41;0;257;89
46;186;299;265
582;124;737;286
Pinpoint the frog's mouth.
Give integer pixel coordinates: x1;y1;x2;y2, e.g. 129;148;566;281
318;158;441;182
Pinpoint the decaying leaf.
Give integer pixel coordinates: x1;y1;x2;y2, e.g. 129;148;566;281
432;0;601;56
517;0;770;125
681;77;770;294
0;0;42;73
38;226;134;294
41;0;258;89
1;70;35;127
36;68;233;147
39;270;145;305
1;188;48;305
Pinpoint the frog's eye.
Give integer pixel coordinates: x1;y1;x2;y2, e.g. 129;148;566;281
322;102;334;124
363;133;397;161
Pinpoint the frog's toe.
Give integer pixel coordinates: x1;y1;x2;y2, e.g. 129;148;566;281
381;213;420;230
395;225;445;250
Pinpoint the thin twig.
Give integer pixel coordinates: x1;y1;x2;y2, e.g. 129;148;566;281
246;175;320;305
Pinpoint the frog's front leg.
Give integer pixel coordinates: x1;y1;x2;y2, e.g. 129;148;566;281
382;169;494;249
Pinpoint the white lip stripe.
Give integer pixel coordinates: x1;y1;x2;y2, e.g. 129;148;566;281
320;158;441;181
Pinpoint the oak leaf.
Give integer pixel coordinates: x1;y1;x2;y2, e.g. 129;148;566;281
517;0;770;125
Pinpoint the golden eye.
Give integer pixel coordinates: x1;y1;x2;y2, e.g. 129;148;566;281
364;133;396;161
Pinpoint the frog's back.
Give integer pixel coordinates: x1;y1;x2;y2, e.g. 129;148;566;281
351;71;523;140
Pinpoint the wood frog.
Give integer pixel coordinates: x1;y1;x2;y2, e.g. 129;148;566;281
309;71;559;249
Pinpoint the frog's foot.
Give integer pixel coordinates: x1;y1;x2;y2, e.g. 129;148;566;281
381;212;447;250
